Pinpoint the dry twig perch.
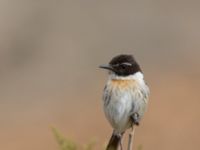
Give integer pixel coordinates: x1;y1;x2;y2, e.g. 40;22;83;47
127;126;136;150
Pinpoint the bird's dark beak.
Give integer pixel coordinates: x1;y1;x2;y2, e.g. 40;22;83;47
99;64;113;71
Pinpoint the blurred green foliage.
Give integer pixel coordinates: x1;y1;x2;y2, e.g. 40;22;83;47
51;126;142;150
51;127;96;150
52;127;77;150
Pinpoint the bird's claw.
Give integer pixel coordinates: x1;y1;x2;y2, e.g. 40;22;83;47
131;113;140;126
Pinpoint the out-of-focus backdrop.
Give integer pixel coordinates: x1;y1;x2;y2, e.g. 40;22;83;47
0;1;200;150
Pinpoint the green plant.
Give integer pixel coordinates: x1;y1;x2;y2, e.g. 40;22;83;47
51;126;142;150
52;127;77;150
51;127;96;150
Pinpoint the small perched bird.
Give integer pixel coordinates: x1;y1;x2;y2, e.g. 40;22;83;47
100;54;149;150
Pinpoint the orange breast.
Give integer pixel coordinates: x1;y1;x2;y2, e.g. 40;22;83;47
111;79;137;90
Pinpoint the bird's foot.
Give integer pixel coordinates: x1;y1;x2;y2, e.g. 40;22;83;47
131;113;140;126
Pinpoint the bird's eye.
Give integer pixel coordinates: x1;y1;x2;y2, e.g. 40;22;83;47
121;64;126;69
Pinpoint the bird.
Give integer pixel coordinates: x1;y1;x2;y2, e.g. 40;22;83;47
99;54;149;150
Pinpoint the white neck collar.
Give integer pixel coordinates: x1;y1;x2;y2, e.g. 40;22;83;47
109;72;144;81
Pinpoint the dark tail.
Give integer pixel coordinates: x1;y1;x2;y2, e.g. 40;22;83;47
106;132;122;150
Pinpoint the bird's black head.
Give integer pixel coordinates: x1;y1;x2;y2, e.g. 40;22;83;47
100;54;142;76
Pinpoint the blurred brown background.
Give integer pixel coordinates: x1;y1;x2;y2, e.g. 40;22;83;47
0;0;200;150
